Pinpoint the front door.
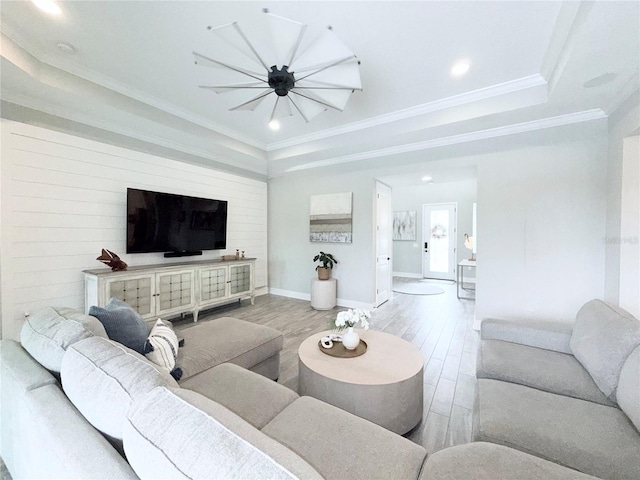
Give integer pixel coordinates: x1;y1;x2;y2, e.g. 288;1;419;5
422;203;456;280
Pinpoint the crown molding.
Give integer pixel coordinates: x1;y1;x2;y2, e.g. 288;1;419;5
1;91;268;177
40;52;268;151
540;1;589;94
266;74;547;152
282;109;607;174
1;28;266;151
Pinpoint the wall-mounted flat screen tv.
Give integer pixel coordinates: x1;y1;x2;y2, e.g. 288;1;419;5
127;188;227;255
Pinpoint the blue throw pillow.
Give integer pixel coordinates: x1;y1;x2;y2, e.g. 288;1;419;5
89;298;151;354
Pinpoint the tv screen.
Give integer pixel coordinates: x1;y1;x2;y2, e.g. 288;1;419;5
126;188;227;254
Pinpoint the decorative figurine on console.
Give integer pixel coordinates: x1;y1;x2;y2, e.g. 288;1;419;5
96;249;128;271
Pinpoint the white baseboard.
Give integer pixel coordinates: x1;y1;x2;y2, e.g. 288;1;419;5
337;298;376;310
268;288;374;310
393;272;423;279
268;288;310;301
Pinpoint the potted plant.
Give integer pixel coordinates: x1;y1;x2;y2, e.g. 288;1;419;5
313;251;338;280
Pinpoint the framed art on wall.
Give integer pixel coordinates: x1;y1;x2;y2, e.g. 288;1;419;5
393;211;416;240
310;192;353;243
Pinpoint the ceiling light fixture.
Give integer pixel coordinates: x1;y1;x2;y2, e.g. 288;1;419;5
31;0;62;15
268;119;280;131
422;176;433;182
451;61;470;77
193;9;362;125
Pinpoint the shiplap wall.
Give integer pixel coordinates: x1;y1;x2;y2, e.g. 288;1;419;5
0;120;268;340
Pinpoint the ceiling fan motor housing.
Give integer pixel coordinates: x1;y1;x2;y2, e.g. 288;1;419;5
268;65;295;96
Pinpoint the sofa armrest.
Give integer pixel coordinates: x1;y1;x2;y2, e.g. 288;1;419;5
481;318;573;354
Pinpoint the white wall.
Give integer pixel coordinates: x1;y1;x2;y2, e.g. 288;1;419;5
475;136;608;322
392;180;477;276
268;170;375;307
0;120;268;340
619;135;639;317
605;93;640;305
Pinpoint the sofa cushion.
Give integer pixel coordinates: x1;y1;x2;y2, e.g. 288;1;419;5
21;384;138;480
20;306;108;373
570;299;640;401
180;363;298;429
123;386;323;480
89;298;151;354
1;340;59;475
617;345;640;432
144;319;182;380
61;336;178;445
473;378;640;480
262;396;427;480
420;442;600;480
477;339;614;406
176;317;283;380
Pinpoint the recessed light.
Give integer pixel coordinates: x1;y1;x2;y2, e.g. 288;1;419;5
421;175;433;182
451;61;470;77
31;0;62;15
268;119;280;131
583;73;617;88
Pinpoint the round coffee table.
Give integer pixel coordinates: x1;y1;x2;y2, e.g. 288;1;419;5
298;329;424;434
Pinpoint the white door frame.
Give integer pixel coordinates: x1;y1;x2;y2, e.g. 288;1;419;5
421;202;457;280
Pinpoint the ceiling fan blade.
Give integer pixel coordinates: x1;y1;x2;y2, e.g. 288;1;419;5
296;77;363;90
291;90;343;112
263;11;307;68
193;52;265;82
269;96;294;123
202;23;266;73
296;58;362;91
232;22;270;70
229;89;273;111
199;81;267;94
295;88;354;111
291;28;356;74
288;95;312;123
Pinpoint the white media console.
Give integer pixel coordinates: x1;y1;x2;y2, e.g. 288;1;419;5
83;258;255;323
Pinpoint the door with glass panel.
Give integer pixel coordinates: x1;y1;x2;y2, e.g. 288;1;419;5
422;204;456;280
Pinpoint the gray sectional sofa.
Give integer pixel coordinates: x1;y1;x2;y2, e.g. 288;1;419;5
0;304;621;479
474;299;640;480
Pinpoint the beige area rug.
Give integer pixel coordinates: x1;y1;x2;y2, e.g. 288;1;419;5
392;280;445;295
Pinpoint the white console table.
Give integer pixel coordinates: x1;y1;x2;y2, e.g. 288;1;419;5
457;259;476;300
310;278;337;310
83;258;255;323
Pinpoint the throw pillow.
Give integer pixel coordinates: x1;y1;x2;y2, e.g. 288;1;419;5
144;319;183;380
89;298;150;354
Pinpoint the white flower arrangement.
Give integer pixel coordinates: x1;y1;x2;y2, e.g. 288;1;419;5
334;308;371;331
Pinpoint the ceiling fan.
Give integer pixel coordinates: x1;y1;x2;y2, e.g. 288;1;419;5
193;9;362;127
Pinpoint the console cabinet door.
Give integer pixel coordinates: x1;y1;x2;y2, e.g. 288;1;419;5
228;263;253;298
155;270;195;317
105;274;156;319
198;266;228;307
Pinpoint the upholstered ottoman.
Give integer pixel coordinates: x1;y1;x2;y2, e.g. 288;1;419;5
176;317;284;382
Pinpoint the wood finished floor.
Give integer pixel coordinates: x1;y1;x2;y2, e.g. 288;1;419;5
175;277;478;454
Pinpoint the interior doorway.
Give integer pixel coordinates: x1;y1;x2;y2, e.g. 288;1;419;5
422;203;456;280
375;181;392;307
